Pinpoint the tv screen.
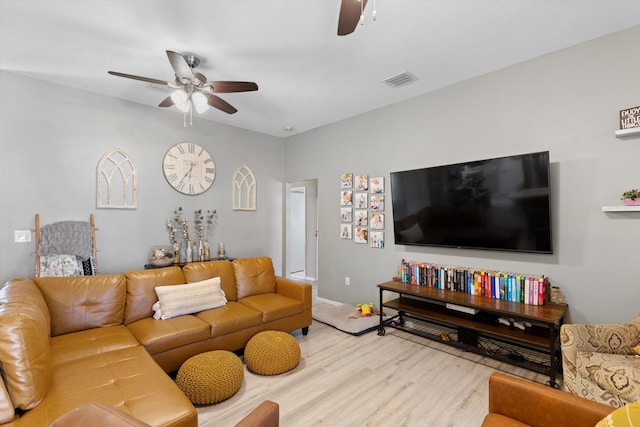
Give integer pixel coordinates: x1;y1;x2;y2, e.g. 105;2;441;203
390;151;552;253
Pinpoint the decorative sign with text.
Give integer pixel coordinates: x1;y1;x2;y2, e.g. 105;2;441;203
620;105;640;129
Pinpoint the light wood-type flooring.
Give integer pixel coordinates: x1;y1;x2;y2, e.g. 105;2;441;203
196;302;553;427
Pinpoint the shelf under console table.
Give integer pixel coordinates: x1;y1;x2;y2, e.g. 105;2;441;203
377;279;567;387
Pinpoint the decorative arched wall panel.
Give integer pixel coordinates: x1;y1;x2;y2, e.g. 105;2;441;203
232;165;256;211
97;148;137;209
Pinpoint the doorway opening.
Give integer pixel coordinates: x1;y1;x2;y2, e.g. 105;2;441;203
286;179;318;285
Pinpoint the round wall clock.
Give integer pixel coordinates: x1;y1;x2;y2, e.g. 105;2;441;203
162;142;215;195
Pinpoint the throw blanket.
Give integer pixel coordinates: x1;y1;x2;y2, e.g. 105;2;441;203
38;250;97;277
38;221;93;261
39;254;83;277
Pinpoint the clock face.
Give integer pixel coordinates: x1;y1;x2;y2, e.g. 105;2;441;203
163;142;215;195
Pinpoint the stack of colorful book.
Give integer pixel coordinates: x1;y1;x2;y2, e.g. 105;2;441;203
398;260;550;306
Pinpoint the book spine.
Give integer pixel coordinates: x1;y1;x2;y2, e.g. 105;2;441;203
484;272;490;298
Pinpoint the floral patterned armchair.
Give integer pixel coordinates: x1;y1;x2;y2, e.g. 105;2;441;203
561;315;640;407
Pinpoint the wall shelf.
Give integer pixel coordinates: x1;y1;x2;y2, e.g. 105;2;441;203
614;127;640;138
602;205;640;212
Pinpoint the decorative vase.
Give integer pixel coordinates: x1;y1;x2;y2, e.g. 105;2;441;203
173;243;180;263
192;242;198;262
203;241;210;261
624;198;640;206
185;241;192;262
180;242;187;263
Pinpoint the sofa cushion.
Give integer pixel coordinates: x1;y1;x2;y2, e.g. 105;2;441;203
50;325;140;366
196;302;263;336
35;275;127;336
154;277;227;320
14;346;197;427
239;294;303;322
591;355;640;402
233;257;277;299
0;280;52;411
183;260;238;301
126;315;211;355
124;267;186;324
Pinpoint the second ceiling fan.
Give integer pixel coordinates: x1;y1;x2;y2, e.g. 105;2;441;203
338;0;376;36
108;50;258;118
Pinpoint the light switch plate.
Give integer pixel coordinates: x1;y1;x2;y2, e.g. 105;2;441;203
14;230;32;243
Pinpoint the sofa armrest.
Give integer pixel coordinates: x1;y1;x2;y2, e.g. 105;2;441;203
275;277;312;311
234;400;279;427
482;373;611;427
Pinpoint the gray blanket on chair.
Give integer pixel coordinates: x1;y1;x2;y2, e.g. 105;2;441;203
37;221;93;261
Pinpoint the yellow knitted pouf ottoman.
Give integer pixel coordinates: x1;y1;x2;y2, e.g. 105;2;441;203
176;350;244;405
244;330;301;375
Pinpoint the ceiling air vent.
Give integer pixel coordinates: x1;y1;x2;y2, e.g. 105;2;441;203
383;71;417;88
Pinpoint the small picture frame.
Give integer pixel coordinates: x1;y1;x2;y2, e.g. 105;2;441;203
370;194;384;211
340;223;352;239
355;192;368;209
355;175;369;191
340;190;353;206
341;173;353;189
354;227;368;244
369;212;384;230
370;231;384;248
370;177;384;194
355;209;368;226
340;207;352;222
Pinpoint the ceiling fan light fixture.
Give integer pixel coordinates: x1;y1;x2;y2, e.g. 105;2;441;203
109;50;258;125
192;92;210;114
170;90;190;112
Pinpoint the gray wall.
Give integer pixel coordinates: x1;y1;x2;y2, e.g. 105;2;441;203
1;27;638;325
0;72;284;281
284;26;640;324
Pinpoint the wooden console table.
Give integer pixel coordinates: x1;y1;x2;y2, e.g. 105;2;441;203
378;279;567;386
144;257;236;269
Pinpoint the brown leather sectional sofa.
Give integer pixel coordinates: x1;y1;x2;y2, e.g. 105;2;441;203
0;257;312;426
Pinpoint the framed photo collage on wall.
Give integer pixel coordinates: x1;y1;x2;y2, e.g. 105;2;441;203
340;173;384;248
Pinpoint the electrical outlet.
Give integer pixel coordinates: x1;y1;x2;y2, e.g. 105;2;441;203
14;230;32;243
345;276;350;286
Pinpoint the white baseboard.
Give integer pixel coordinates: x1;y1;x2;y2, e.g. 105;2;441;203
315;297;342;306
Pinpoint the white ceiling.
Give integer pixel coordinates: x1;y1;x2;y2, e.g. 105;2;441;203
2;1;639;138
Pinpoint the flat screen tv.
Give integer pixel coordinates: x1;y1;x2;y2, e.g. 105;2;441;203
390;151;552;254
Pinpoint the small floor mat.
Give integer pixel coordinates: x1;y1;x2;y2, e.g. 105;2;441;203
312;303;383;336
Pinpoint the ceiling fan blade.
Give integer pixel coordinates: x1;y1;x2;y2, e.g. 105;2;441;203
158;96;174;108
107;71;169;86
205;93;237;114
210;81;259;93
337;0;368;36
166;50;194;81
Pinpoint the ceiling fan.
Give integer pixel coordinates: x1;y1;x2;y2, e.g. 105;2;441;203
337;0;376;36
108;50;258;123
